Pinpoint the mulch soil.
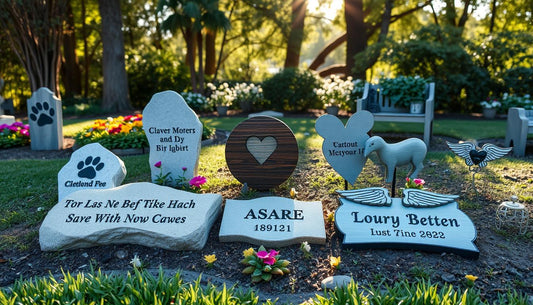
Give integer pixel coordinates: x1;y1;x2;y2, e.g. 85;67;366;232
0;111;532;303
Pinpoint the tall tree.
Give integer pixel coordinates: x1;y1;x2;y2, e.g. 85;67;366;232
98;0;132;111
0;0;66;96
159;0;230;93
344;0;366;78
62;0;83;98
284;0;307;68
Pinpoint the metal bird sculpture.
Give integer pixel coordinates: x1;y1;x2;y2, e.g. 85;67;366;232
446;141;511;197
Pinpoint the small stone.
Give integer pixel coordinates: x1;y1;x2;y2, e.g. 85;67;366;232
321;275;353;290
441;272;455;283
505;266;522;277
81;252;89;258
116;250;128;259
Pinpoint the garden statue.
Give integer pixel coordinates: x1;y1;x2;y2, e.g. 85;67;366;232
364;136;427;183
446;141;511;196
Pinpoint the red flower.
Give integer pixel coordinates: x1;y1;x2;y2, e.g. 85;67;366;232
189;176;207;188
154;161;162;168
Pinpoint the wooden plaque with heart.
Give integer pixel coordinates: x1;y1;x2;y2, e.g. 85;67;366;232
225;116;298;189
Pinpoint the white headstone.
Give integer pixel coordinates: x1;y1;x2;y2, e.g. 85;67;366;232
335;188;479;258
58;143;127;201
219;197;326;246
315;111;374;185
40;182;222;251
27;87;63;150
143;91;203;185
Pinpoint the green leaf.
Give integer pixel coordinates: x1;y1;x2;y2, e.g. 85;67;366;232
252;269;262;277
261;273;272;282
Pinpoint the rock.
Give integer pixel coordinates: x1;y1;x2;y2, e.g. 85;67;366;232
248;110;284;118
441;272;455;283
57;143;126;201
143;91;203;185
321;275;353;290
39;182;222;251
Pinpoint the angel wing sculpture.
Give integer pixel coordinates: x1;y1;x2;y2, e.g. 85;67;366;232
446;141;512;170
337;187;457;208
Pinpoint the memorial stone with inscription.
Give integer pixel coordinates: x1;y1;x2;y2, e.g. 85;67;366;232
58;143;127;201
27;87;63;150
219;197;326;247
143;91;203;184
315;111;374;185
40;182;222;251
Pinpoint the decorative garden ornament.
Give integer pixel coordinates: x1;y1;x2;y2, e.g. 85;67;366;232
446;141;511;197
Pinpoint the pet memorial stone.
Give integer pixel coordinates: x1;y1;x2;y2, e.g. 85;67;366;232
143;91;203;185
40;182;222;251
58;143;127;201
219;197;326;246
27;87;63;150
315;111;374;185
225;116;298;189
335;187;479;259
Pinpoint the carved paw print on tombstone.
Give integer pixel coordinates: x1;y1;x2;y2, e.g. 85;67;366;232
225;116;298;190
315;111;374;185
77;156;105;179
29;101;55;126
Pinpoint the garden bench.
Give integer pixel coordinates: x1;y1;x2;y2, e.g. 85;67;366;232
504;107;533;157
356;82;435;148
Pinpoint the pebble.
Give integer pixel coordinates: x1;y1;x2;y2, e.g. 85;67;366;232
115;250;128;259
321;275;353;290
441;272;455;283
81;252;89;258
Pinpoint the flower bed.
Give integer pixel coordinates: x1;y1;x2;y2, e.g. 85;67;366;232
0;122;30;148
74;114;215;151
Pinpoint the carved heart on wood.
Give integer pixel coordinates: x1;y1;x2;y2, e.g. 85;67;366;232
469;149;487;165
315;111;374;185
246;136;277;165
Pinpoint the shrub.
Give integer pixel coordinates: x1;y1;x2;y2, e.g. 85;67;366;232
262;68;321;112
0;122;30;148
379;76;427;108
62;96;103;116
502;67;533;96
315;75;355;111
181;92;212;113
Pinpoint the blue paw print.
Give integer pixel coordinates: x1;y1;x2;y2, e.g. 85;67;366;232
29;101;55;127
77;156;105;179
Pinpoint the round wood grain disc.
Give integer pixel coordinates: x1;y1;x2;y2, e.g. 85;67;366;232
225;116;298;189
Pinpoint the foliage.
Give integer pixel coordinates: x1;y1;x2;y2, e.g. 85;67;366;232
0;122;30;148
206;82;236;107
383;25;492;113
315;75;354;110
181;91;212;113
153;162;207;193
501;93;532;111
480;99;502;110
405;177;425;189
233;82;267;112
379;76;427;108
73;114;147;149
502;67;533;96
262;68;321;112
62;96;103;116
126;47;190;108
241;245;290;283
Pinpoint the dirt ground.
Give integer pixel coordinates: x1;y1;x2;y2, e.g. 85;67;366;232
0;113;532;303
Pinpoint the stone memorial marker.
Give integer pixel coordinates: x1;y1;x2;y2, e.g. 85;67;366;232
315;111;374;185
40;182;222;251
143;91;203;185
27;87;63;150
58;143;127;201
219;197;326;246
225;116;298;189
335;187;479;258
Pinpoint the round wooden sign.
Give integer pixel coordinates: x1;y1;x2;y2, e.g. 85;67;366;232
225;116;298;189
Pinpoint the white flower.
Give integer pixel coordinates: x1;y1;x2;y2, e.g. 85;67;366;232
130;255;142;268
302;241;311;253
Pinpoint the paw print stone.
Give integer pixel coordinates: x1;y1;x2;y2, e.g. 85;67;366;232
27;87;63;150
58;143;127;201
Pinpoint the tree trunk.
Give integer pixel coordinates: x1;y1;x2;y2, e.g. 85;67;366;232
284;0;307;68
197;31;205;94
345;0;366;79
489;0;497;33
205;30;216;76
98;0;132;112
61;0;82;98
185;27;198;92
81;0;90;97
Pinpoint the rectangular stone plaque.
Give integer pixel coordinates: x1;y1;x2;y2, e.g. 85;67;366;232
219;197;326;247
40;182;222;251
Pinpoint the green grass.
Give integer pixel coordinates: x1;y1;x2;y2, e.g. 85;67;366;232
0;269;529;304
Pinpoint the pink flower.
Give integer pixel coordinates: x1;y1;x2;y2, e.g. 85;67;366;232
154;161;162;168
189;176;207;188
182;167;187;171
268;249;279;257
263;256;276;265
413;178;425;186
256;251;269;259
406;177;410;182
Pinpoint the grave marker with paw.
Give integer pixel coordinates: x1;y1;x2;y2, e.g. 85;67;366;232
27;87;63;150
